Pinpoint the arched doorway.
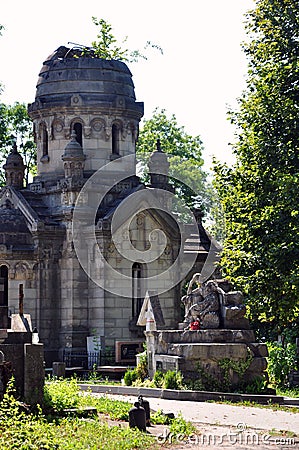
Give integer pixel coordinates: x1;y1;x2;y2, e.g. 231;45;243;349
0;265;8;328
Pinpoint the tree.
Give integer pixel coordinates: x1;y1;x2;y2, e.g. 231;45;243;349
136;108;212;213
0;103;36;186
214;0;299;332
83;17;162;62
0;25;4;94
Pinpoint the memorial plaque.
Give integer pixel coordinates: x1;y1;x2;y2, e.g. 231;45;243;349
115;340;143;363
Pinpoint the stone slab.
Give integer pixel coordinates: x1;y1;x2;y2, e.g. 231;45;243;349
150;329;256;346
167;343;248;360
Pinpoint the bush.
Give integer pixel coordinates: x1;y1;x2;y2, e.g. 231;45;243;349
267;342;298;388
43;377;81;412
162;370;183;390
135;351;148;380
153;370;164;388
123;369;138;386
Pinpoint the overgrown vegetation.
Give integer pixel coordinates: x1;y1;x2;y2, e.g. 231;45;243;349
267;341;298;388
0;376;201;449
123;366;184;390
82;17;162;62
0;378;156;449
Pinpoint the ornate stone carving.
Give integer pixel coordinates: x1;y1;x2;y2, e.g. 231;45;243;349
181;274;249;330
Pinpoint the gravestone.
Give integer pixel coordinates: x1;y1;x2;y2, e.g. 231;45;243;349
115;341;144;363
141;278;269;391
0;284;45;404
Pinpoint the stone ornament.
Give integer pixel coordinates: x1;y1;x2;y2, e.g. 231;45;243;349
182;274;249;330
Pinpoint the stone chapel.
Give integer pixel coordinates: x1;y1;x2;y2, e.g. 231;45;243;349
0;46;216;365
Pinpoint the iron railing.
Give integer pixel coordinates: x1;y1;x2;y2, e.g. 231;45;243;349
63;348;116;369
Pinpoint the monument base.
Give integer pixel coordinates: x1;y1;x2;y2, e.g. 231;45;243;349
145;329;268;392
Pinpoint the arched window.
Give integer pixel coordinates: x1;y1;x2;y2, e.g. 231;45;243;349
40;124;49;161
132;263;142;318
112;124;120;156
73;122;83;146
0;265;8;328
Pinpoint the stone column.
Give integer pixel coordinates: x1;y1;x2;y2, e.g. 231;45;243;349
24;343;44;405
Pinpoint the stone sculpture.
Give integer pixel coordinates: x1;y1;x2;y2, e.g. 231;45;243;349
181;274;249;330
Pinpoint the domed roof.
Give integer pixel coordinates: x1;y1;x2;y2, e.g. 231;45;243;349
28;46;143;116
3;142;25;169
62;131;85;160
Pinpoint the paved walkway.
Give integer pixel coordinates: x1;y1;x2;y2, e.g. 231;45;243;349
91;392;299;449
100;392;299;433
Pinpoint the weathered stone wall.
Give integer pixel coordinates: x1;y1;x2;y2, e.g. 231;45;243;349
146;329;268;391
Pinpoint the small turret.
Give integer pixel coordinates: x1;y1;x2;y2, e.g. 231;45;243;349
148;139;173;191
62;131;85;179
3;142;26;189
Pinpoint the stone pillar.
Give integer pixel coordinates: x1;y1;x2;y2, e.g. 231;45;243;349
24;343;44;405
144;331;156;378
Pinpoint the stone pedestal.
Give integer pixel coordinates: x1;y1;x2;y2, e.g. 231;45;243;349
145;329;268;391
24;343;44;405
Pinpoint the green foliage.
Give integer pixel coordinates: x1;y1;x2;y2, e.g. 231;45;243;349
135;350;148;380
241;376;268;394
186;354;257;393
186;363;221;392
267;341;298;387
124;351;148;386
124;367;184;390
153;370;164;388
80;394;132;421
162;370;184;390
168;412;197;436
151;409;196;437
219;352;253;389
0;379;155;448
43;377;81;412
137;107;212;211
0;102;36;186
277;386;299;398
90;17;128;60
213;0;299;330
89;17;162;62
150;409;171;425
123;368;139;386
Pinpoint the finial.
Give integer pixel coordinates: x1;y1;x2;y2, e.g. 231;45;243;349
12;140;18;154
70;130;77;141
156;139;162;152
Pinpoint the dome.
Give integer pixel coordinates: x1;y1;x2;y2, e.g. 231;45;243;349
62;131;85;160
28;46;143;116
4;142;25;169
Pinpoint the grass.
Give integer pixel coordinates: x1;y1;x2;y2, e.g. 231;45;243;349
0;415;157;450
276;387;299;398
0;377;199;449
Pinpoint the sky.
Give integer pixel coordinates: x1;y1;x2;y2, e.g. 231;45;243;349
0;0;255;169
